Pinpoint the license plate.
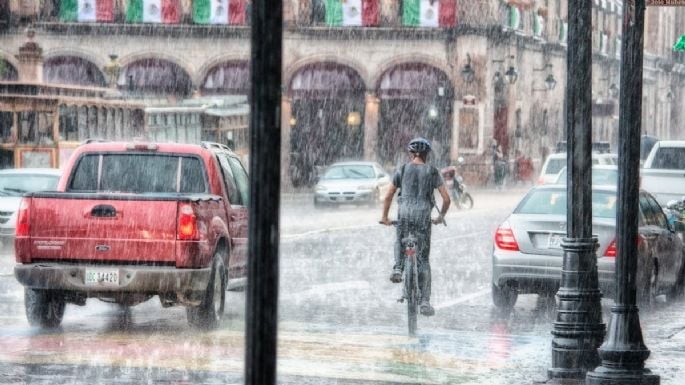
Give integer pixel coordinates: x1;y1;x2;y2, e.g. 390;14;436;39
85;269;119;286
547;234;563;249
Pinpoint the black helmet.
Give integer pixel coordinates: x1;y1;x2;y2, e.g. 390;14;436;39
407;137;431;154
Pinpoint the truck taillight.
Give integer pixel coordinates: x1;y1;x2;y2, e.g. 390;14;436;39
177;203;198;240
495;221;519;251
16;198;30;237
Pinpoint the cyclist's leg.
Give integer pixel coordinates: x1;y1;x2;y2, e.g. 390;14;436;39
390;222;405;283
418;224;434;316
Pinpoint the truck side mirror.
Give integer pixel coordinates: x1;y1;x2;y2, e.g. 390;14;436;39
674;221;685;232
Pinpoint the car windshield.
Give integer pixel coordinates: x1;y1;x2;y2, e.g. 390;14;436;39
544;158;566;175
0;174;59;196
516;189;617;219
556;168;618;185
322;165;375;180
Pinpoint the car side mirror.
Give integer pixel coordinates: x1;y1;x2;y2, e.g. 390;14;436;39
378;173;386;179
674;221;685;232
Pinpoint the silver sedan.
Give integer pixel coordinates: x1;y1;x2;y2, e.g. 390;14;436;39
491;185;685;308
313;161;391;208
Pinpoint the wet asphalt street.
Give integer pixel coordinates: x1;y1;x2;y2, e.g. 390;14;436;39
0;188;684;384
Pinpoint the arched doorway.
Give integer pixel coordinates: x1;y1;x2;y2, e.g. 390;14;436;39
118;58;192;97
43;56;106;86
0;59;19;81
288;62;366;187
201;61;250;95
376;63;454;168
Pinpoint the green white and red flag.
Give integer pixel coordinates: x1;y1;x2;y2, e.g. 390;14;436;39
674;34;685;52
325;0;379;27
126;0;181;24
193;0;247;25
402;0;456;28
59;0;114;22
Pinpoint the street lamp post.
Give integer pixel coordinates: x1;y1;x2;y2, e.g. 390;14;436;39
587;1;658;383
548;1;605;380
246;0;282;384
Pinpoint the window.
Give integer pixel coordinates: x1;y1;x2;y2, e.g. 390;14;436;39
226;155;250;206
217;153;242;205
68;153;207;193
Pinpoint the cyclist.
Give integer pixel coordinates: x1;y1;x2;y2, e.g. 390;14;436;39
380;137;451;316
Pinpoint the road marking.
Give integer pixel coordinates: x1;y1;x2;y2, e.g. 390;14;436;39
282;280;370;300
433;288;490;310
282;224;377;240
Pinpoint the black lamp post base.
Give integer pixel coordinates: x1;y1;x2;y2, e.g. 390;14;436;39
586;368;659;385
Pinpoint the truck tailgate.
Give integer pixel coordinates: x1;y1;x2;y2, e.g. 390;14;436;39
28;196;177;264
640;169;685;204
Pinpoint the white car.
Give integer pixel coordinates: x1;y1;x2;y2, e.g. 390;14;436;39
0;168;61;250
313;161;391;208
537;152;615;185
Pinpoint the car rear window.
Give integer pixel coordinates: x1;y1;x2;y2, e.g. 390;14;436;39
68;154;207;193
650;147;685;169
516;189;617;219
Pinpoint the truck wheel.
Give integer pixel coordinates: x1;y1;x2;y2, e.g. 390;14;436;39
187;253;226;329
24;289;65;328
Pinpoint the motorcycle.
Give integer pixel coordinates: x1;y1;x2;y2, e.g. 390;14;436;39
441;159;474;210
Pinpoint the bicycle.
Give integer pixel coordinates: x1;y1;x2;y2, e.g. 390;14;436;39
386;217;445;336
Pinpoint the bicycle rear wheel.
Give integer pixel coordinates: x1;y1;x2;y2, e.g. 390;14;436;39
405;257;418;336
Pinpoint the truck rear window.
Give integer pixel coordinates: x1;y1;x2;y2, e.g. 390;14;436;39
68;154;207;193
650;147;685;169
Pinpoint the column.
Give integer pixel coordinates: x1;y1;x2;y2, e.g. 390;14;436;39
281;95;292;190
363;91;379;162
450;100;460;162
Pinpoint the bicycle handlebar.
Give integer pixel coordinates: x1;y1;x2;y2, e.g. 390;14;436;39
379;218;446;226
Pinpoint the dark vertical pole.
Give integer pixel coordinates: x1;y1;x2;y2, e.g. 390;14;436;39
587;1;658;383
548;0;605;379
246;0;282;385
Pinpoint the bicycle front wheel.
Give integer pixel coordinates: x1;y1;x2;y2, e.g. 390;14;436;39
404;258;418;336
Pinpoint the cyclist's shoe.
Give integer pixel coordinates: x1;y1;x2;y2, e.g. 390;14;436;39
420;301;435;316
389;269;403;283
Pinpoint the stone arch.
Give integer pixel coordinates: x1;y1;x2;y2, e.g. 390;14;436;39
284;55;370;92
371;55;455;91
286;61;367;187
0;56;19;81
118;52;196;87
118;57;194;96
43;55;106;87
43;48;107;69
0;48;20;75
199;60;250;95
196;54;250;86
374;60;455;167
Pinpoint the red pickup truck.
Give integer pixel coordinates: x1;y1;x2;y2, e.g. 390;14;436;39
14;141;249;329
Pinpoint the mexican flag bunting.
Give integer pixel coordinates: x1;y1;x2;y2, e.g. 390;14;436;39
325;0;379;27
193;0;247;25
403;0;456;28
675;34;685;52
60;0;114;22
127;0;181;24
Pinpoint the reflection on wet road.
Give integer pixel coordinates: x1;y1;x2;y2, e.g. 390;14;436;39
0;190;682;384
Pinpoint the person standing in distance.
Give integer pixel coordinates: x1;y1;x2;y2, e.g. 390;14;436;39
380;137;451;316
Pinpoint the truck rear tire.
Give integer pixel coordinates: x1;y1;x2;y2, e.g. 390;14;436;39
24;289;66;328
187;253;226;329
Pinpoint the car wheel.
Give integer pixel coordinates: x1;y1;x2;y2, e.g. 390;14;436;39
25;289;66;328
492;283;518;309
672;249;685;299
638;258;659;307
187;252;227;329
314;198;324;209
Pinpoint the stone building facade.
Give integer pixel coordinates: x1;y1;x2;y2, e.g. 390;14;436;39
1;1;684;185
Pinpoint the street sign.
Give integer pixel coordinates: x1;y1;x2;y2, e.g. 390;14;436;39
647;0;685;5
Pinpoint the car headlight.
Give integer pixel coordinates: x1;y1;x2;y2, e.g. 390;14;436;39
315;185;327;191
357;184;375;191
